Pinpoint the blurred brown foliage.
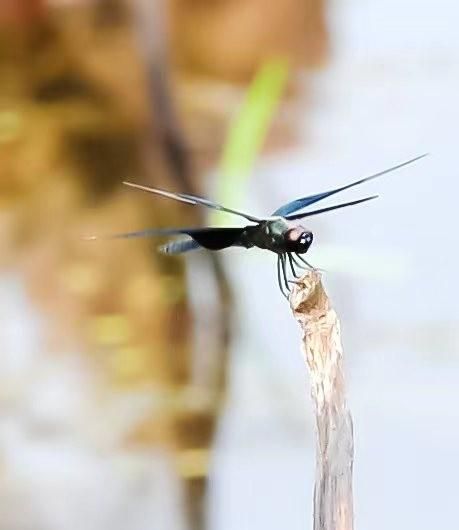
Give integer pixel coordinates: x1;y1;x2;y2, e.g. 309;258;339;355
0;0;328;527
171;0;327;80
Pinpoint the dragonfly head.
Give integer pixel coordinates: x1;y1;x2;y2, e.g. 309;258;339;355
285;227;313;254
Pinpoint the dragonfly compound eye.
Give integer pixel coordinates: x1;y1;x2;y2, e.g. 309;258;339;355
285;228;313;253
297;231;313;253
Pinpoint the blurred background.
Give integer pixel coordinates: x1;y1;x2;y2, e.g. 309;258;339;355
0;0;458;529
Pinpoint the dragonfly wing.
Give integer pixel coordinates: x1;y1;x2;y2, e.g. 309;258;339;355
123;182;261;222
84;227;194;240
273;193;332;217
86;226;246;251
286;195;378;220
159;238;202;254
272;154;427;216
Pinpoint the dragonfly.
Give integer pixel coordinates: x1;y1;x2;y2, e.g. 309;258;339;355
88;154;427;298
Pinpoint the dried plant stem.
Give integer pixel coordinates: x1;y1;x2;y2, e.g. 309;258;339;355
290;271;354;530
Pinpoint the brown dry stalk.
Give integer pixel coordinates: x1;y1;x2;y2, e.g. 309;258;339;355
290;271;354;530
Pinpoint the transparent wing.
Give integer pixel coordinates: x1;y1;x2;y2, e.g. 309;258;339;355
85;226;246;251
272;154;427;217
123;182;261;223
285;195;378;220
159;238;202;255
84;227;197;240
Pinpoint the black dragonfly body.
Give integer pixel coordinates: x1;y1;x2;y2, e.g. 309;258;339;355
90;154;426;297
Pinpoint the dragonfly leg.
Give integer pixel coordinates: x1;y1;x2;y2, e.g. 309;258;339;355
296;253;326;273
287;253;300;278
277;255;289;299
280;254;291;292
290;253;307;270
295;253;316;270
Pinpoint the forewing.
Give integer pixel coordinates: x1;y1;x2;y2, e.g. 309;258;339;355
272;154;427;216
273;192;334;217
123;182;261;222
285;195;378;220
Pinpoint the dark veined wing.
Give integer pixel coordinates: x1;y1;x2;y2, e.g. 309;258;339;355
123;182;261;223
159;238;202;255
85;226;246;251
285;195;378;221
272;154;428;217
